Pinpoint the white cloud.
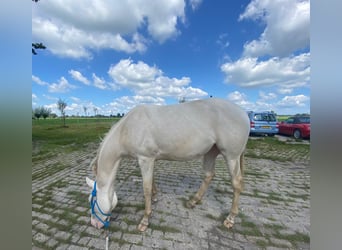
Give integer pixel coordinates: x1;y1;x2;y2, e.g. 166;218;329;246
189;0;203;11
227;91;309;114
32;94;38;107
92;73;108;90
32;0;188;58
239;0;310;57
42;94;59;101
69;69;113;90
109;59;162;89
69;70;90;85
106;95;166;115
70;96;81;103
259;91;277;101
48;77;77;93
216;33;230;50
108;59;207;99
32;75;77;93
221;52;310;91
277;94;309;108
32;75;48;86
227;91;254;110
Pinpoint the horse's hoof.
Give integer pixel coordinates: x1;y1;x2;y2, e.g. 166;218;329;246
186;200;196;209
223;219;234;229
137;222;148;232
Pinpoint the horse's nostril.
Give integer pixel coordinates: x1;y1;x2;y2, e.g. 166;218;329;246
91;216;104;229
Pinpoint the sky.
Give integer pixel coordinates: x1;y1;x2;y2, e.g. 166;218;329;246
32;0;310;116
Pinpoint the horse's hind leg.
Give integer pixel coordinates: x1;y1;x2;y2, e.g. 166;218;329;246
222;154;244;229
137;156;155;232
186;145;219;208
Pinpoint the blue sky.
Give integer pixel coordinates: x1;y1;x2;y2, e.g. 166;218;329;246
32;0;310;116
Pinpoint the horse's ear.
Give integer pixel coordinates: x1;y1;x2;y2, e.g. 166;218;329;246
86;177;95;188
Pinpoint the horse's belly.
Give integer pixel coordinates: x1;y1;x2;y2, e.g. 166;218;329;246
154;136;215;161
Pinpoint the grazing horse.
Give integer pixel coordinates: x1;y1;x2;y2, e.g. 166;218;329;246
86;98;249;232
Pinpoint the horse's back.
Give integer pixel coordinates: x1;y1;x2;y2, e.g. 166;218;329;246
118;98;249;159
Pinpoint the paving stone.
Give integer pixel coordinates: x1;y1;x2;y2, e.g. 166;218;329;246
67;245;89;250
55;244;70;250
46;238;59;248
87;237;106;248
84;226;102;237
70;234;81;244
122;233;143;244
130;244;149;250
269;237;293;248
77;236;91;245
35;222;49;231
266;247;289;250
55;231;72;241
118;244;132;250
33;232;49;244
32;141;310;249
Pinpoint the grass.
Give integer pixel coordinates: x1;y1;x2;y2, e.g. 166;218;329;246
149;224;181;233
32;117;120;163
245;136;309;162
277;115;291;122
33;117;309;165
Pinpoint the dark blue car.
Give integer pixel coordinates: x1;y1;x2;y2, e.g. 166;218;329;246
247;111;279;136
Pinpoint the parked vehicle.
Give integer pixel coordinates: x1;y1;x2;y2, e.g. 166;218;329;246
278;115;310;139
247;111;278;136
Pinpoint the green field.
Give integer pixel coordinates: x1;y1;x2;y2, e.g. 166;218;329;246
276;115;290;122
33;117;309;164
32;117;120;163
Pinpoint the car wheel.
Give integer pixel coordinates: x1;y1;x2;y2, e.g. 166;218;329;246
293;129;301;139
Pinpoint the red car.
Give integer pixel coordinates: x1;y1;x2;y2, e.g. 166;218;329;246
278;115;310;139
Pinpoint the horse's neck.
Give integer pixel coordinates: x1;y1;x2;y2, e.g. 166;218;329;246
96;122;123;191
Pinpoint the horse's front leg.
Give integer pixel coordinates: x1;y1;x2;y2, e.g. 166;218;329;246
137;156;155;232
152;178;158;203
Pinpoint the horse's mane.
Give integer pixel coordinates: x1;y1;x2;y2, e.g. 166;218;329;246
91;133;108;175
90;155;98;175
91;121;120;176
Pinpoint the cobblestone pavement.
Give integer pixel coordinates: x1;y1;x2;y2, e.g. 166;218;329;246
32;139;310;249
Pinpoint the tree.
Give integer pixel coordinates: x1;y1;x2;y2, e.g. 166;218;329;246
32;43;46;55
83;106;87;117
41;107;51;119
57;99;67;127
33;107;42;119
32;0;46;55
33;106;51;119
93;107;98;117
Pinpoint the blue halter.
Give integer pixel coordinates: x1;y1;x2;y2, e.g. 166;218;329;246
90;181;111;228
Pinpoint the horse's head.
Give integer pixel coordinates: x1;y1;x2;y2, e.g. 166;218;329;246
86;177;118;229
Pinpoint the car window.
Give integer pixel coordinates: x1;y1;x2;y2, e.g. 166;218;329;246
253;113;276;122
253;114;262;121
298;117;310;123
286;118;295;124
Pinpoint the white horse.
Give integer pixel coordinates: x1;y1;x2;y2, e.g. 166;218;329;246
86;98;249;232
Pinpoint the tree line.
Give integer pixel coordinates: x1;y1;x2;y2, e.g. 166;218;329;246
33;98;125;122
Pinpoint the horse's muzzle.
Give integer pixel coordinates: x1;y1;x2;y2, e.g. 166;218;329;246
91;216;105;229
